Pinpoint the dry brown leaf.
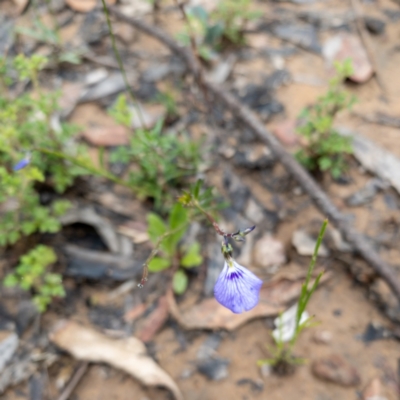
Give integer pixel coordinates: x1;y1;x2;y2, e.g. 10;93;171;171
12;0;29;14
81;125;130;146
65;0;96;12
136;296;169;343
168;268;331;331
65;0;115;12
124;303;147;322
49;320;183;400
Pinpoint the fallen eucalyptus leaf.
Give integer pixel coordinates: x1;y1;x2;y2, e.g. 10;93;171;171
49;320;183;400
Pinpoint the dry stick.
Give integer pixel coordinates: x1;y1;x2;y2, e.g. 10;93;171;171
109;7;400;303
57;362;89;400
349;0;387;100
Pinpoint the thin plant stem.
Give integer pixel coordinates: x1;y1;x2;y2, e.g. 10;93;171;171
289;219;328;349
35;147;132;190
100;0;145;128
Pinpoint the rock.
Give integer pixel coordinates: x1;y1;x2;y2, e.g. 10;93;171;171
312;354;361;387
85;68;108;86
323;33;373;83
265;69;291;90
204;241;222;297
271;119;298;146
326;227;353;252
206;54;236;84
313;330;332;344
197;333;223;360
234;144;275;169
361;322;392;342
238;84;284;120
339;129;400;196
272;23;321;54
236;378;264;393
362;377;387;400
345;178;388;206
59;82;85;118
0;326;18;374
197;358;229;381
79;73;132;103
223;172;250;212
253;234;286;270
0;16;14;56
364;17;385;35
292;230;329;256
244;199;265;224
79;11;108;44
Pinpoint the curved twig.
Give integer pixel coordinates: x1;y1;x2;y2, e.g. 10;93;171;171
109;7;400;304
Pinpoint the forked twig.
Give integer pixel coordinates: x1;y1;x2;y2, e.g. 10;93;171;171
109;7;400;304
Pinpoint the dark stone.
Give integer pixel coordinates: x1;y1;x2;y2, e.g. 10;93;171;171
233;144;275;170
236;378;264;393
223;172;250;212
345;178;387;206
383;9;400;22
271;23;321;54
265;69;291;90
361;322;392;342
333;309;342;317
197;358;229;380
89;305;124;331
238;84;284;120
80;11;108;44
364;17;386;35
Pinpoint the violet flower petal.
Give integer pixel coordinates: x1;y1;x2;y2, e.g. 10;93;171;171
214;260;263;314
13;157;30;171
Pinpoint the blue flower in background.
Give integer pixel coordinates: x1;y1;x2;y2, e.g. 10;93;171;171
13;154;31;171
214;258;263;314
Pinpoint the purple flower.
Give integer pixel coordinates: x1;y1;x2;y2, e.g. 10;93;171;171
214;259;263;314
13;156;31;171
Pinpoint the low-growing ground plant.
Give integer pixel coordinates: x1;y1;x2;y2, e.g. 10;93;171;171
109;94;203;210
258;220;328;374
3;245;65;312
0;54;86;246
178;0;261;60
147;203;203;295
0;53;88;311
296;60;356;179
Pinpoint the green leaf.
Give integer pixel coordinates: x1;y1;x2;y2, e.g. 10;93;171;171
181;242;203;268
3;274;18;287
169;203;187;230
148;257;171;272
318;157;332;171
147;213;167;243
163;203;188;255
172;269;188;295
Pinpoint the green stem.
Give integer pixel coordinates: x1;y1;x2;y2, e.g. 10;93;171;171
35;147;132;190
289;219;328;349
100;0;145;128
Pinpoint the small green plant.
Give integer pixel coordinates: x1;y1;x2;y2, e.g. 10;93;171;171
109;94;202;210
17;17;82;65
4;245;65;312
147;203;203;295
0;54;86;246
178;0;261;59
296;60;356;178
258;220;328;373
